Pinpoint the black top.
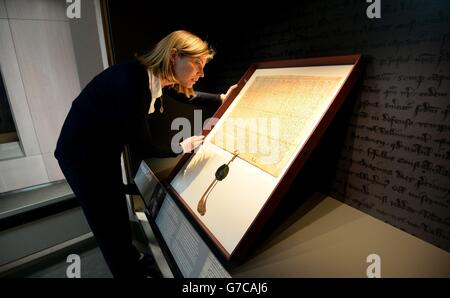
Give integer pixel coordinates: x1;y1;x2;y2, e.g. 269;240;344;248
55;59;221;167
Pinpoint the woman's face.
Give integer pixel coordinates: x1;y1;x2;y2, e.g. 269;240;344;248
172;52;207;88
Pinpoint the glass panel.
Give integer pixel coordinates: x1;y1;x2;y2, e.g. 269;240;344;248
0;69;24;160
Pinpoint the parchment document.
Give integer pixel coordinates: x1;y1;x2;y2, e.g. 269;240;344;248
211;75;342;177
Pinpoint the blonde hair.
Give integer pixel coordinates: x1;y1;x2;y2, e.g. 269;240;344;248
137;30;215;97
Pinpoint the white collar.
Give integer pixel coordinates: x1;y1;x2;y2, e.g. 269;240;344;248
147;69;163;114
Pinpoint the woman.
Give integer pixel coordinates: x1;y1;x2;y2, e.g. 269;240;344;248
55;30;235;277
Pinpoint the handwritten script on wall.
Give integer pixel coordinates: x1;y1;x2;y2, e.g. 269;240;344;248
215;0;450;251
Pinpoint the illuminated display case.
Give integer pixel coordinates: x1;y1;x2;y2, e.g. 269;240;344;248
166;54;362;263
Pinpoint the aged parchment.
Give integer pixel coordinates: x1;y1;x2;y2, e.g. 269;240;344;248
211;75;342;177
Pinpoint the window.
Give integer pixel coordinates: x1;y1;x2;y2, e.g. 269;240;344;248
0;69;24;161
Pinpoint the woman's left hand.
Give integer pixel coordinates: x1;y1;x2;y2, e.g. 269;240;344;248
220;84;238;103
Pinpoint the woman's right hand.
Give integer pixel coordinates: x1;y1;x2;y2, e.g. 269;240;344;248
180;135;205;153
220;84;238;103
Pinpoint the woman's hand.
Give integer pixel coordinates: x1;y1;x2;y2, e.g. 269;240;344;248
180;135;205;153
220;84;238;103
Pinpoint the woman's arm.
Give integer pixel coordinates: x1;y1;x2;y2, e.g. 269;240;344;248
132;92;181;158
189;91;222;107
191;84;238;106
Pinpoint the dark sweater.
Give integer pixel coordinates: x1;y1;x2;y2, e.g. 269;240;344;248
55;59;221;167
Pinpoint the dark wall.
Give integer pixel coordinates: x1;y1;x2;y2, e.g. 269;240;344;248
107;0;450;251
106;1;297;93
